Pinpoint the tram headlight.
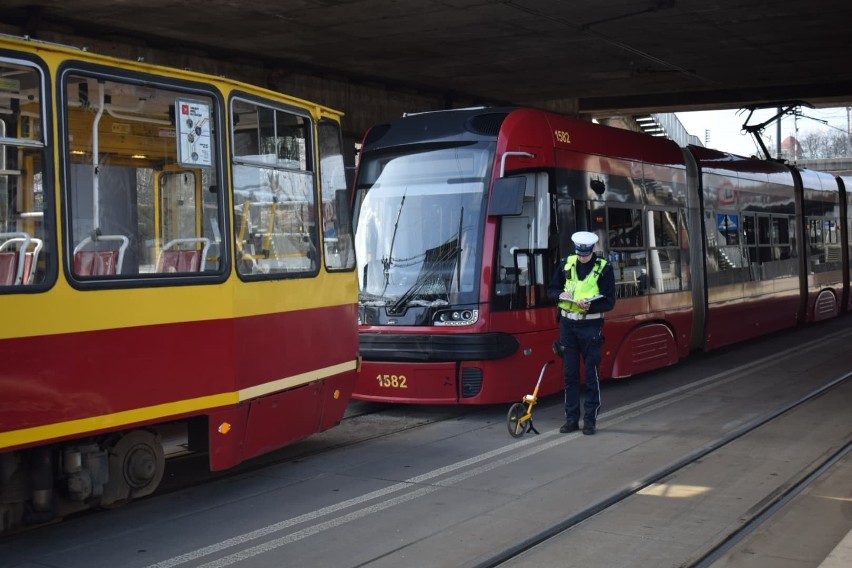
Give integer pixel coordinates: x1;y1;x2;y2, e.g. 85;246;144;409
433;309;479;326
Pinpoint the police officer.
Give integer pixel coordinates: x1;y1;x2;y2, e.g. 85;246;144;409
547;231;616;435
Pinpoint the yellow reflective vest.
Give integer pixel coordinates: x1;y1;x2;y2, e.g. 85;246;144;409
558;255;608;313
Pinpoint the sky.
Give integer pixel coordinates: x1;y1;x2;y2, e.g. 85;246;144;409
675;106;851;157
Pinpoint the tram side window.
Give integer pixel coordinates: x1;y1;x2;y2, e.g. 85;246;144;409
824;219;841;270
493;172;552;310
0;60;50;290
231;98;318;277
773;216;792;260
64;74;223;279
318;119;355;271
645;209;684;294
757;215;772;264
751;214;795;279
603;206;647;297
707;209;797;286
711;212;750;285
741;213;758;281
808;217;840;273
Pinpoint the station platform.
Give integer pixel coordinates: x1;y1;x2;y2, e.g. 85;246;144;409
820;528;852;568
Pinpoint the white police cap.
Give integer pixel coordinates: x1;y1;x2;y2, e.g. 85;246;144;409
571;231;598;255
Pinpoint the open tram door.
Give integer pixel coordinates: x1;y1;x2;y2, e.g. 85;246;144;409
154;169;211;273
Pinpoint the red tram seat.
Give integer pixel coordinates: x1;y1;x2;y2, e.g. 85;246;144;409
1;233;41;285
156;249;201;273
73;235;128;276
0;252;16;285
74;250;119;276
20;252;34;285
155;237;210;273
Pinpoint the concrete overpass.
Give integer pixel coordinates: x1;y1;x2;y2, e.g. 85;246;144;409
2;1;851;140
797;158;852;176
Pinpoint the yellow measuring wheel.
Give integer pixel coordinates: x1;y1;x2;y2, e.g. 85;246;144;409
506;360;554;437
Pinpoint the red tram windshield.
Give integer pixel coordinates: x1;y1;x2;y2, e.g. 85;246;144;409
354;142;493;323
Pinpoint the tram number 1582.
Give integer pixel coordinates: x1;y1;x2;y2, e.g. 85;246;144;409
376;374;407;388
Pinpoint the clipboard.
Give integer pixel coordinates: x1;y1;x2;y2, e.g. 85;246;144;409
562;294;604;304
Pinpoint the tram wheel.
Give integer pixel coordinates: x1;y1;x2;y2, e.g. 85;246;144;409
506;403;529;438
99;429;165;508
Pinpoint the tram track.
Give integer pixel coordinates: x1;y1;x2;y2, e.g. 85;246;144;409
691;439;852;567
479;370;852;568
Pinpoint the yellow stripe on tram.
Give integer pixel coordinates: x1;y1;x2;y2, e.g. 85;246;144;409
0;359;358;451
238;360;359;401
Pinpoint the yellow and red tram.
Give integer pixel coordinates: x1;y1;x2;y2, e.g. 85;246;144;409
0;35;358;532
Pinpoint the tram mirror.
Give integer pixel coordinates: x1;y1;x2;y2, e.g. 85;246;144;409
489;177;525;216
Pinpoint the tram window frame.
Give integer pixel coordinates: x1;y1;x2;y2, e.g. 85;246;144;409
644;208;684;294
601;205;648;297
756;214;773;264
650;209;678;248
705;209;752;286
747;213;796;279
717;212;747;276
742;214;756;246
606;206;644;249
60;67;227;287
493;171;552;311
807;216;840;272
0;56;54;292
766;215;793;262
230;94;319;280
317;118;355;272
824;219;840;268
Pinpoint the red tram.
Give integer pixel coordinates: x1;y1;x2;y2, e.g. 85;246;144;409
350;107;851;404
0;36;358;532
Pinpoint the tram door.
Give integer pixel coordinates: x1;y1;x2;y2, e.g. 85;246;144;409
155;170;208;273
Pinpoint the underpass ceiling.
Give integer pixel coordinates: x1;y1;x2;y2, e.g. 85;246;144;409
3;0;852;117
